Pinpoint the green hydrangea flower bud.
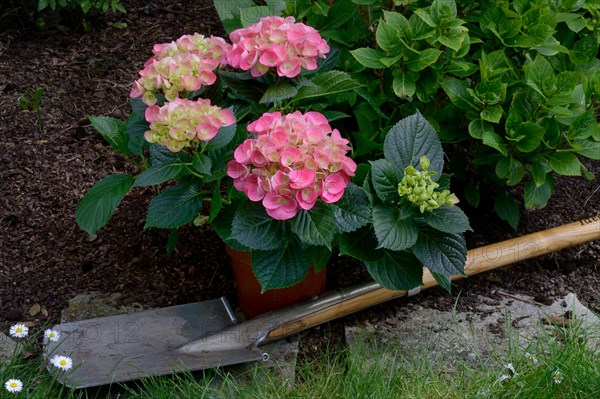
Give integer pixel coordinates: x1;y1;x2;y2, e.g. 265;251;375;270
397;156;459;212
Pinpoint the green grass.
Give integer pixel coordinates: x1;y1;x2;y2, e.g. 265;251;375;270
1;317;599;398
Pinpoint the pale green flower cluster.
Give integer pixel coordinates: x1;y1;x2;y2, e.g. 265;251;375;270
397;156;459;213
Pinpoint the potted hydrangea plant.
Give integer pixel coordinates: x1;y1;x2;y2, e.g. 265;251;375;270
76;14;471;318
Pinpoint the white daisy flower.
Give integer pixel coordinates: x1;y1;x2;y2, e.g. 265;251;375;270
505;363;516;374
524;352;538;365
552;369;563;384
4;379;23;393
44;329;60;343
50;355;73;371
9;324;28;338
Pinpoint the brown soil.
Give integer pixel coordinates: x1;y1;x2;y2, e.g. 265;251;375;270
0;0;598;363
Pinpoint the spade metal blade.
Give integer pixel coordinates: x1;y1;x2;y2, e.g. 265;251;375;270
46;298;263;388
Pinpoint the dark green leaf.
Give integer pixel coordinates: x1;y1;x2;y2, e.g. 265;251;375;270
496;157;524;186
212;203;250;251
166;228;178;256
133;162;187;188
415;8;436;27
363;250;423;290
406;49;442;72
529;158;551;186
88;116;129;155
547;152;582;176
412;226;466;277
572;140;600;160
208;183;223;223
432;0;457;19
524;174;555;209
463;183;480;208
494;191;519;230
424;205;472;233
338;226;383;262
124;111;148;156
480;105;503;123
515;122;545;153
445;60;479;78
438;26;468;51
75;174;134;236
231;201;286;250
252;239;311;291
292;202;336;249
204;123;236;151
441;78;478;110
306;245;331;272
376;21;402;54
482;130;508;156
568;109;599;140
392;71;417;98
331;183;371;233
524;55;554;92
468;119;493;139
569;35;598;65
556;12;586;33
383;10;411;36
383;111;444;180
192;153;212;175
149;144;182;164
370;159;403;203
145;182;203;229
295;71;363;102
431;271;452;292
259;82;298;104
372;204;418;251
350;48;386;69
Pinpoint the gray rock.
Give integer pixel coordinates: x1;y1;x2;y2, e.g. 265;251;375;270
345;292;600;369
0;332;17;364
60;292;147;323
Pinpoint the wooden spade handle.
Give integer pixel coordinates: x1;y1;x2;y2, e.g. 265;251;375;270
264;216;600;341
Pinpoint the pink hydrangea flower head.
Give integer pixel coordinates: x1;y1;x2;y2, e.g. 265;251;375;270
227;17;329;79
229;111;354;220
321;173;350;203
262;192;298;220
131;34;231;105
143;98;235;151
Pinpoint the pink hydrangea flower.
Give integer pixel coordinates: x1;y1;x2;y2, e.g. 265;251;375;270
227;16;330;78
227;111;356;220
131;34;231;105
144;98;235;152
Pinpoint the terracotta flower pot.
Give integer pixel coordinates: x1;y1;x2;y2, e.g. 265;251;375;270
225;246;327;319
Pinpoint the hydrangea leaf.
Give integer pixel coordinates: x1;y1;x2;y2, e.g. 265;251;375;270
75;174;134;236
412;225;466;278
424;205;472;234
330;183;371;233
88;116;129;155
383;111;444;180
292;202;336;249
231;201;286;250
363;250;423;290
370;159;403;203
252;238;311;291
145;182;203;229
372;204;418;251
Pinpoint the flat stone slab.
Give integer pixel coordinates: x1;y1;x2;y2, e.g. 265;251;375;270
0;332;17;364
346;292;600;369
60;292;147;323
